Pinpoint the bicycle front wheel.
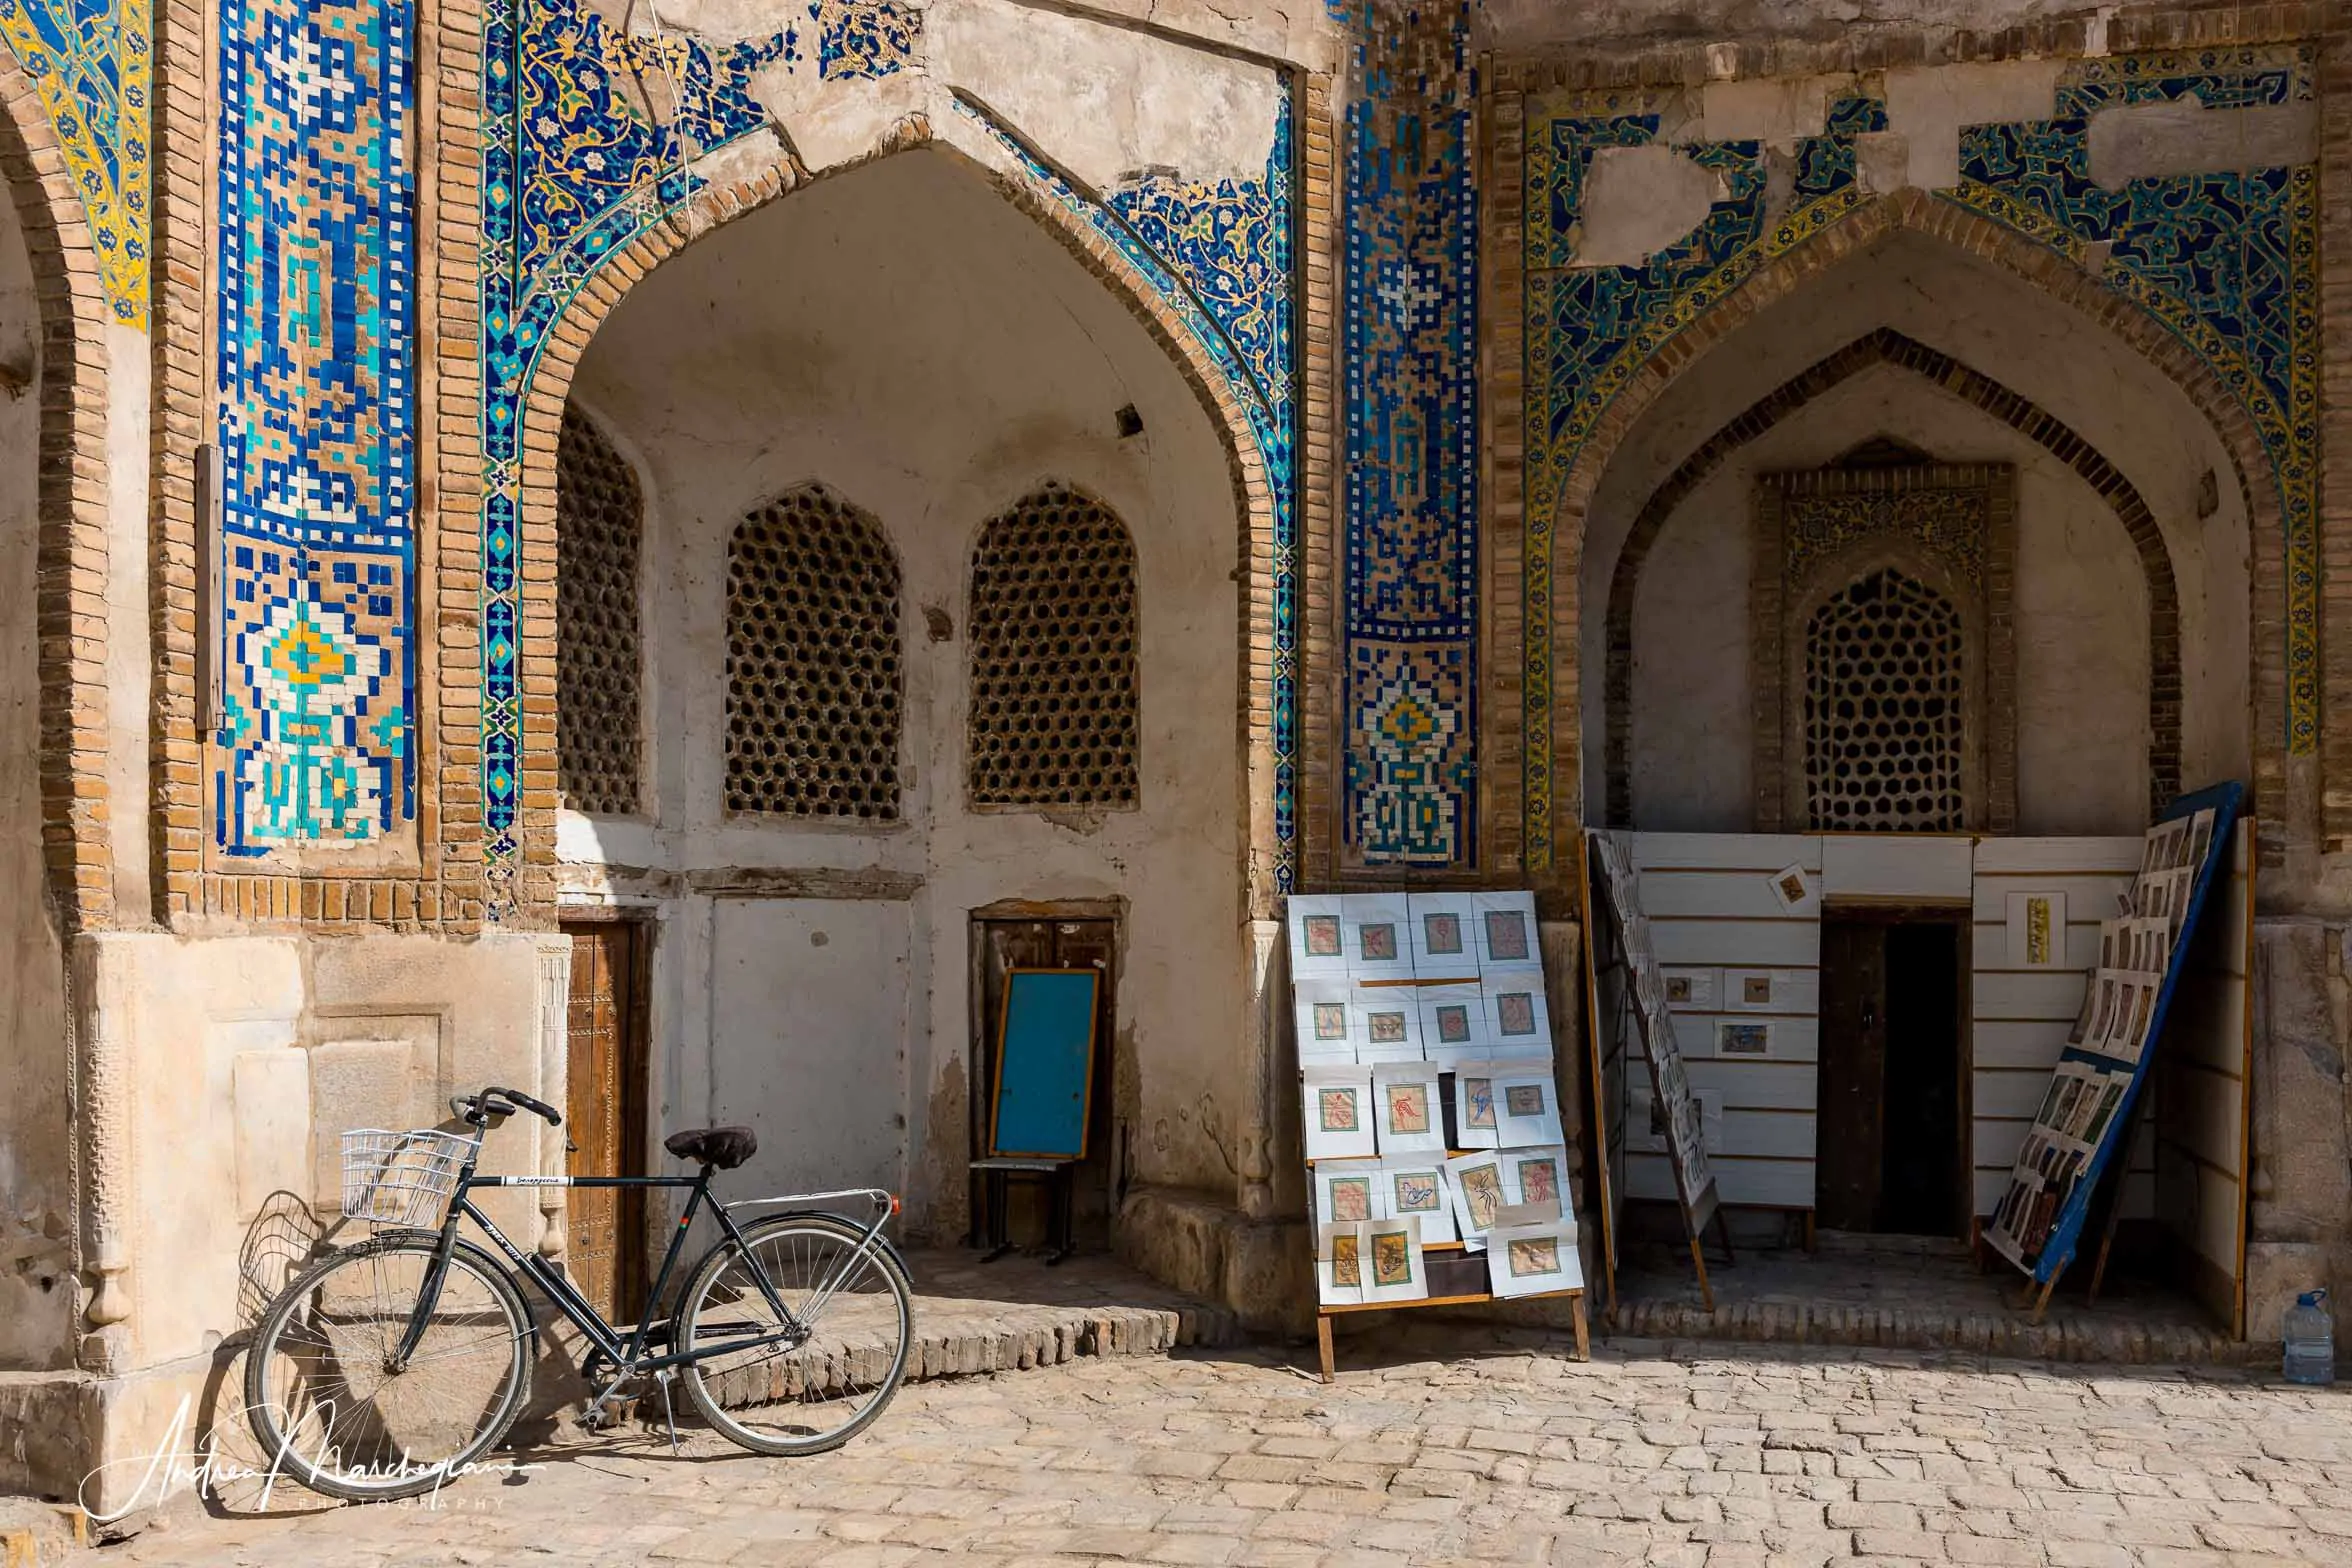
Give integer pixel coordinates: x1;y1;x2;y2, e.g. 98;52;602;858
678;1213;914;1456
244;1234;534;1501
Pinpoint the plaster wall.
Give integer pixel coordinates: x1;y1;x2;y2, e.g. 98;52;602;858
0;175;72;1370
559;149;1249;1239
1581;231;2249;826
77;931;558;1377
1627;365;2150;835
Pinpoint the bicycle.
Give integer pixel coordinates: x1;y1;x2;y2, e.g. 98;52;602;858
243;1085;914;1501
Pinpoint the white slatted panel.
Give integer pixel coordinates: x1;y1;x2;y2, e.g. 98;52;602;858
1631;834;1821;1209
1631;1151;1814;1208
2155;818;2253;1333
1820;835;1974;900
1968;837;2146;1219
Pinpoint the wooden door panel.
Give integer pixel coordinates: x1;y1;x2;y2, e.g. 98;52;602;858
1817;921;1886;1232
564;922;645;1324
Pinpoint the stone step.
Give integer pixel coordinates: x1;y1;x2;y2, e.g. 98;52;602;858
1609;1292;2267;1364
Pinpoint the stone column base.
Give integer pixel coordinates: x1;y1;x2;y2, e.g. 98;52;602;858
1114;1184;1311;1336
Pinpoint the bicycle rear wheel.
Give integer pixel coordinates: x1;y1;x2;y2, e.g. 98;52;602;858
244;1234;534;1501
677;1213;914;1456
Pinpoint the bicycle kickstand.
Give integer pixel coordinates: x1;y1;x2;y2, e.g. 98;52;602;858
653;1369;682;1455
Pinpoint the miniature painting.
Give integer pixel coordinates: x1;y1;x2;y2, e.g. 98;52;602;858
1717;1021;1771;1058
1326;1174;1371;1223
1423;912;1463;955
1387;1082;1430;1136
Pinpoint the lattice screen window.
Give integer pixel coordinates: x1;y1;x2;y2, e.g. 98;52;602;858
967;483;1140;808
725;485;903;820
556;405;644;815
1802;567;1965;832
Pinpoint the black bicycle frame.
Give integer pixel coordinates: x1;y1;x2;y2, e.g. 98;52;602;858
389;1148;802;1377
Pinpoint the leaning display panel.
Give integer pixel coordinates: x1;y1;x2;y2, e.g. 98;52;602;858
1288;893;1590;1380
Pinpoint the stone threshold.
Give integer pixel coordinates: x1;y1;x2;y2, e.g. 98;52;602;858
895;1246;1240;1383
1605;1292;2266;1365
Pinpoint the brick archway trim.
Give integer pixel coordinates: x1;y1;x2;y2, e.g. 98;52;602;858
504;132;1285;917
1601;327;2184;829
0;55;116;929
1533;189;2284;872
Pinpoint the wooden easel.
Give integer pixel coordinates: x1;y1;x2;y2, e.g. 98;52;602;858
1582;832;1730;1312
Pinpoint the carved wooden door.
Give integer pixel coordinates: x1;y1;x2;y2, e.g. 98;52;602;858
564;921;647;1324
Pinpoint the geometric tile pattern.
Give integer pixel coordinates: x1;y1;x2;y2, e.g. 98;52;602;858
0;0;150;325
958;93;1299;890
1523;48;2320;869
1341;0;1476;867
213;0;414;852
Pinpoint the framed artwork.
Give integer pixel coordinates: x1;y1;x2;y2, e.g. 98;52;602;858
1301;1064;1376;1160
1362;1215;1427;1304
1340;893;1412;979
1291;976;1356;1064
1316;1222;1364;1306
1485;1220;1584;1299
1492;1060;1565;1147
1316;1164;1378;1225
1505;1144;1568;1220
1662;967;1718;1010
1373;1063;1446;1155
1445;1150;1508;1250
1766;864;1816;913
988;969;1100;1159
1417;982;1490;1062
1482;968;1552;1049
1407;892;1479;977
2005;891;2067;969
1449;1068;1501;1151
1384;1160;1456;1245
1352;986;1424;1062
1473;892;1539;970
2184;808;2217;874
1287;895;1349;978
1716;1020;1772;1059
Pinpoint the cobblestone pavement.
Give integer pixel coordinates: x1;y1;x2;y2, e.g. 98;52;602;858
113;1330;2352;1567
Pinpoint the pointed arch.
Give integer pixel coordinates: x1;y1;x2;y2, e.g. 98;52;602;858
1528;189;2287;872
1599;328;2184;829
0;54;117;928
503;134;1284;915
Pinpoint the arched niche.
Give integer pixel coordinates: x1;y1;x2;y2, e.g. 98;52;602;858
1578;226;2246;839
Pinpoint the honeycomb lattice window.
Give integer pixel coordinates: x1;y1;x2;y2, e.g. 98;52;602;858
967;483;1139;808
556;405;644;815
1803;567;1964;832
725;485;902;820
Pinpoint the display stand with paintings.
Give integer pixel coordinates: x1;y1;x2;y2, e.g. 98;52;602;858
1982;782;2243;1317
1577;831;1733;1312
1289;893;1590;1380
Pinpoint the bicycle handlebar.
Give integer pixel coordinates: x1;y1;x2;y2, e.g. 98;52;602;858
451;1085;564;1128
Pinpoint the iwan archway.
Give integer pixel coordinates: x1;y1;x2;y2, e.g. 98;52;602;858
511;141;1277;1266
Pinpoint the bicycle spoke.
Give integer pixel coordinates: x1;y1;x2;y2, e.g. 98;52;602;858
246;1241;528;1499
680;1218;912;1456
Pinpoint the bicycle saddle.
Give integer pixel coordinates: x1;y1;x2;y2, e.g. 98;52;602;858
664;1126;757;1169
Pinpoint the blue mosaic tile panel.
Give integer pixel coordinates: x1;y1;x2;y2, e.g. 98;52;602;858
1521;49;2319;871
1341;0;1477;867
0;0;150;324
479;0;1297;905
214;0;414;852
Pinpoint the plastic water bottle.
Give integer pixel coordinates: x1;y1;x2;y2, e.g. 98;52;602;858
2284;1289;2334;1385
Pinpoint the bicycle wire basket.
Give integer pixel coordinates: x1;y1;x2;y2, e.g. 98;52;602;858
340;1129;471;1228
